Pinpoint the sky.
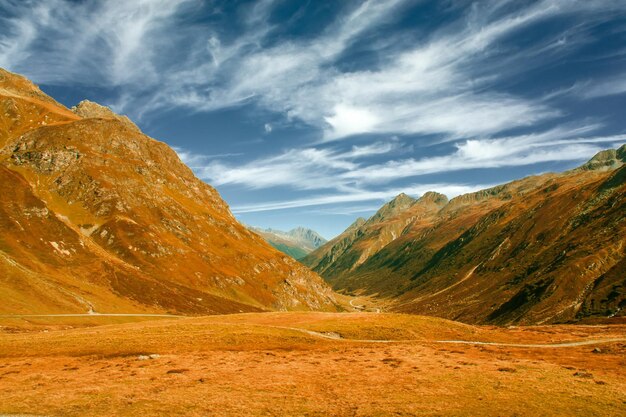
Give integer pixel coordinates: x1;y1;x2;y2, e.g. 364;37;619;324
1;0;625;239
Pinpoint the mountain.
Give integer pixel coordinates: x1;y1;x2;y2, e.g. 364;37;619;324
302;148;626;324
250;226;327;260
301;191;447;282
0;68;337;315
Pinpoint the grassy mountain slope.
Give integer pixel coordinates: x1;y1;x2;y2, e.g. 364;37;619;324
303;148;625;324
0;68;337;315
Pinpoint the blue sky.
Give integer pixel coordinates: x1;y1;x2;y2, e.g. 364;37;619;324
1;0;625;239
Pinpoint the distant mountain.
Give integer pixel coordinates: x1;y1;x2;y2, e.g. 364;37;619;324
250;226;327;260
302;147;626;325
0;68;337;315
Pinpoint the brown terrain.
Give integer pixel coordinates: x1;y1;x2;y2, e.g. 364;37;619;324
0;67;337;315
0;313;624;416
303;149;626;325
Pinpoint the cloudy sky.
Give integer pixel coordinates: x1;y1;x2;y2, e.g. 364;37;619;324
2;0;625;238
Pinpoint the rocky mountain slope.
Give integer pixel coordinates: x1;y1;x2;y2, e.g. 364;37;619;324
302;192;448;279
302;147;626;324
0;68;337;315
250;226;327;260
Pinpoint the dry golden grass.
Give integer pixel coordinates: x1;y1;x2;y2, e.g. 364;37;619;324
0;312;624;416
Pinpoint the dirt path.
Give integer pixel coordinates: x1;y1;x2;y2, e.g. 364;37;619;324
349;297;382;313
263;325;626;347
409;265;479;305
390;265;480;311
3;314;623;348
434;338;626;348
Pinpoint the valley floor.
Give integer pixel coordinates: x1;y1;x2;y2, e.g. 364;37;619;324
0;312;624;416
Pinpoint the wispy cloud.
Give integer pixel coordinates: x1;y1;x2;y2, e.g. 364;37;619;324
341;132;625;184
580;76;626;99
4;0;624;139
185;129;623;192
193;139;405;191
231;183;493;213
0;0;192;87
173;147;243;167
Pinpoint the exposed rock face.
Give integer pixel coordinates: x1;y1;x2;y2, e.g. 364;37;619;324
71;100;141;132
304;146;626;325
250;226;327;260
0;67;337;315
365;193;417;225
288;227;327;250
574;147;626;171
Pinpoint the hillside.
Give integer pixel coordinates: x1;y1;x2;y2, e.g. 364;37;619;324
302;192;447;278
0;68;337;315
250;226;327;260
302;147;626;324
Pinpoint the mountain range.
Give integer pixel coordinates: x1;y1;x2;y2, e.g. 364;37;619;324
249;226;327;260
2;67;624;326
302;147;626;324
0;68;337;315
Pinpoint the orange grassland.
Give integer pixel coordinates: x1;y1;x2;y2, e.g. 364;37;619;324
0;312;624;416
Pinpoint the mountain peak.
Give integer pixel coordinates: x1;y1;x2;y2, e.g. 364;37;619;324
0;67;43;96
366;193;417;225
417;191;449;207
346;217;367;232
287;227;327;247
249;226;327;259
391;192;414;204
71;100;140;132
575;144;626;172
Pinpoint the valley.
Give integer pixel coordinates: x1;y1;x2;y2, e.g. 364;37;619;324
0;58;624;417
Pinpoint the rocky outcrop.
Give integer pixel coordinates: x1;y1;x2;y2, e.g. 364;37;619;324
71;100;140;132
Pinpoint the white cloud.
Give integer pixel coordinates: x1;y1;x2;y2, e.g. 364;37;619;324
173;147;242;167
185;129;623;194
154;0;624;141
341;132;625;184
2;0;624;139
195;140;402;191
226;132;624;214
324;104;381;139
231;183;492;213
581;76;626;98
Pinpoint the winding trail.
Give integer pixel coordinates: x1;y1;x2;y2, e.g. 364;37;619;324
2;314;624;348
434;338;626;348
269;326;626;347
391;265;480;310
408;265;479;305
349;298;381;313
